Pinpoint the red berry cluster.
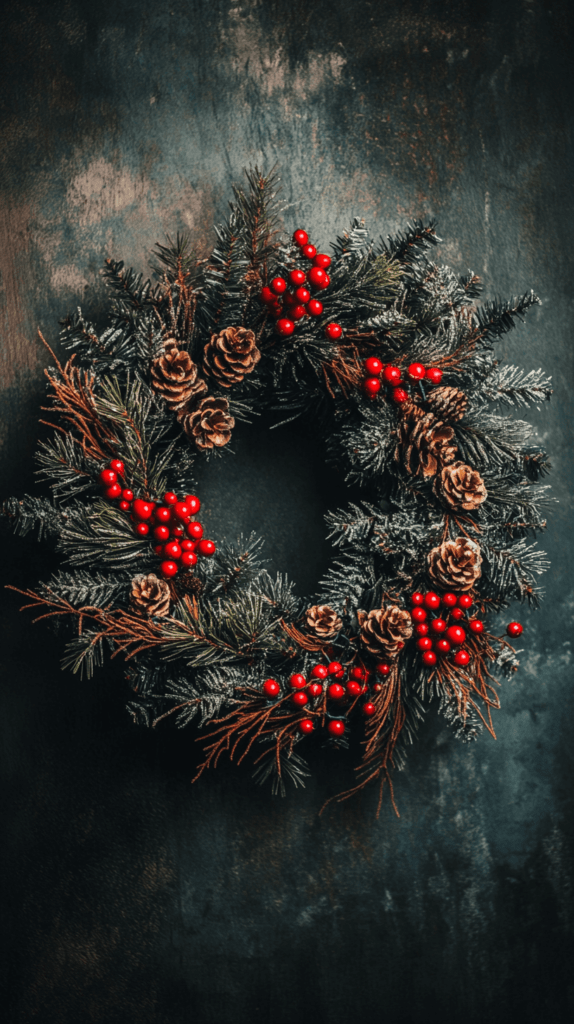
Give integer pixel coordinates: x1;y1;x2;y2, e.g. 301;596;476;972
410;590;480;668
262;660;383;738
260;229;341;340
99;459;132;506
362;359;443;402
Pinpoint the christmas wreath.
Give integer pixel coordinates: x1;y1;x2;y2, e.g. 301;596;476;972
2;168;553;813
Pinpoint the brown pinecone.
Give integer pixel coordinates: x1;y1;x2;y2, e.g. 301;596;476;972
178;395;235;451
306;604;343;639
150;338;207;412
357;605;413;656
203;327;261;388
130;573;171;618
428;537;482;591
426;386;468;423
395;404;457;478
435;460;487;510
177;571;204;597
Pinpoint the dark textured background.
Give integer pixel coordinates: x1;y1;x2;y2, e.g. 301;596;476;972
1;2;573;1022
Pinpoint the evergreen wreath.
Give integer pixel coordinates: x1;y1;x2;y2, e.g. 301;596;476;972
2;168;553;814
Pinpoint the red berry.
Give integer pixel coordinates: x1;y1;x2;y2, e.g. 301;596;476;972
186;522;203;540
422;651;437;667
430;618;447;634
181;539;196;551
307;682;323;697
306;299;323;317
350;667;365;681
442;592;457;608
411;592;424;606
299;718;314;735
308;267;327;289
276;318;295;336
325;323;342;340
105;483;122;499
154;544;164;556
364;357;383;375
293;229;309;247
363;702;376;717
160;560;178;578
407;363;425;381
311;665;328;680
435;639;451;655
417;637;433;651
469;619;484;634
263;678;280;699
382;365;401;385
327;720;345;737
289;673;307;690
295;286;311;304
507;622;523;638
373;683;383;692
376;662;391;676
119;500;131;511
450;607;464;621
289;269;306;287
270;277;287;294
363;377;381;397
135;522;149;537
260;286;276;304
454;649;471;666
301;244;317;259
392;388;409;404
154;525;170;542
346;681;363;697
164;541;182;560
173;501;191;522
327;683;345;700
327;661;343;676
313;253;331;269
411;607;427;623
291;304;306;320
109;459;125;476
171;525;185;538
100;468;117;487
425;367;443;385
132;498;154;520
180;551;197;568
122;489;134;502
292;691;308;707
415;623;429;636
197;539;216;557
184;495;201;515
458;594;473;609
446;625;466;645
163;492;178;505
155;506;172;523
424;593;441;611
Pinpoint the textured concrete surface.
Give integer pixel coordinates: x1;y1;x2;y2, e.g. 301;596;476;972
0;1;573;1022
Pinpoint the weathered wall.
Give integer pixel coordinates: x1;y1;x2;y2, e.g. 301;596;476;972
1;2;573;1022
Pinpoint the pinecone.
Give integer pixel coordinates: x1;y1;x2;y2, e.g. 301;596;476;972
130;573;171;618
395;404;457;477
306;604;343;639
428;537;482;591
150;339;207;412
177;571;204;597
178;395;235;451
357;605;413;656
426;386;468;423
203;327;261;388
435;461;487;510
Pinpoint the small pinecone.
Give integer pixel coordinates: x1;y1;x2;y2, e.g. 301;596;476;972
203;327;261;388
395;404;457;477
244;268;262;289
426;386;468;423
177;571;204;597
428;537;482;591
357;605;413;657
178;395;235;451
150;339;207;412
306;604;343;639
435;460;487;510
130;573;171;618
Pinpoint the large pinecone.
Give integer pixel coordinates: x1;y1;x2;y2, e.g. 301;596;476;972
178;395;235;451
395;404;457;477
150;339;207;412
306;604;343;639
357;605;413;656
203;327;261;388
428;537;482;591
435;460;487;510
426;386;468;423
130;573;171;618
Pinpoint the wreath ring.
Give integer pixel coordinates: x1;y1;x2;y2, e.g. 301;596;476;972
2;168;552;814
